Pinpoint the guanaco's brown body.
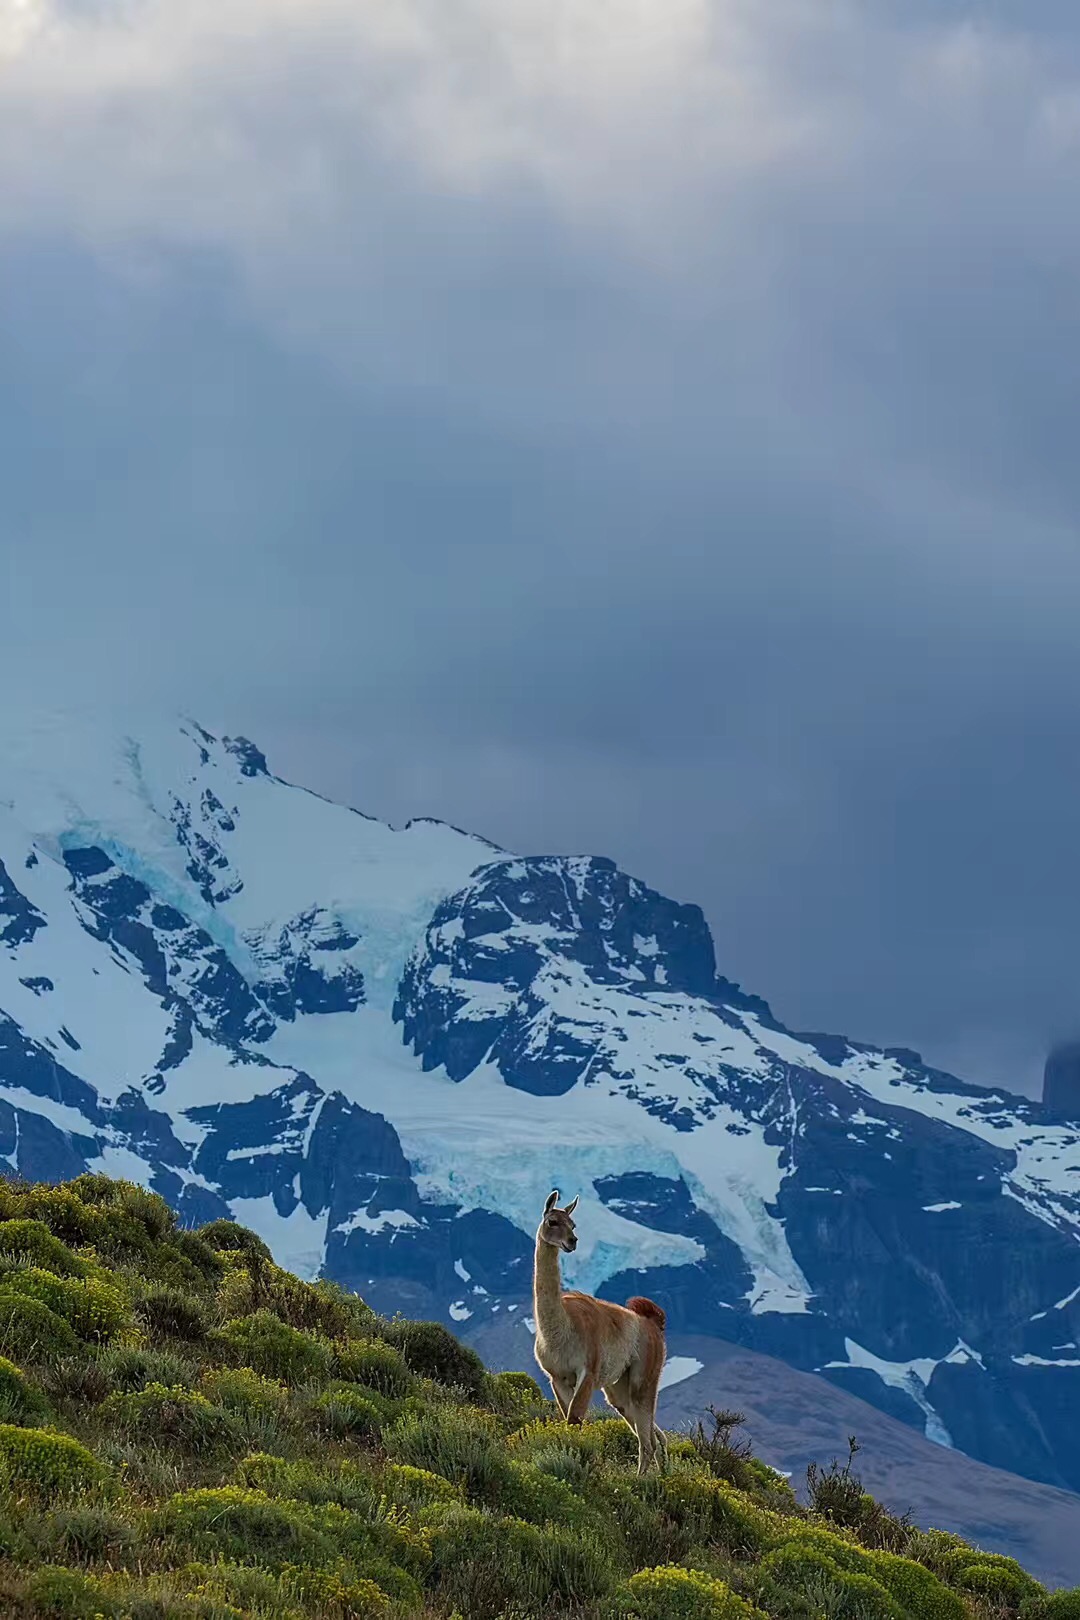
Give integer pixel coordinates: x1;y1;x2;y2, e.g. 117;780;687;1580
532;1190;668;1474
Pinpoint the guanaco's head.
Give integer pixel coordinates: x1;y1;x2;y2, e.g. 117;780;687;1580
538;1189;579;1252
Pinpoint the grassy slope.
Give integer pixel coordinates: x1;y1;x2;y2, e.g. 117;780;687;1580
0;1176;1074;1620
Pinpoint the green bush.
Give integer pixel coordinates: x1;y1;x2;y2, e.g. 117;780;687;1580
0;1186;99;1248
775;1525;871;1573
157;1481;424;1582
236;1451;380;1518
0;1353;50;1424
38;1503;137;1565
102;1384;242;1453
763;1545;905;1620
504;1457;596;1528
0;1291;79;1362
486;1368;548;1417
278;1560;392;1615
384;1403;512;1501
380;1461;463;1510
16;1565;124;1619
153;1485;333;1567
616;1564;767;1620
332;1337;413;1398
66;1176;175;1241
958;1561;1042;1606
381;1318;486;1396
869;1548;970;1620
0;1423;108;1498
1022;1592;1080;1620
310;1383;382;1440
424;1499;614;1619
165;1228;226;1284
257;1266;372;1340
918;1536;1044;1607
136;1286;210;1342
212;1310;330;1384
0;1268;131;1344
196;1218;272;1263
0;1220;87;1278
648;1469;772;1559
96;1345;196;1394
200;1366;289;1418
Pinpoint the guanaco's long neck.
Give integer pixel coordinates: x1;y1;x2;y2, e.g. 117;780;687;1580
533;1233;569;1342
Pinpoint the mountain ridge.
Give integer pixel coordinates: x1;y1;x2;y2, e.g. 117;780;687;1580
1;713;1078;1512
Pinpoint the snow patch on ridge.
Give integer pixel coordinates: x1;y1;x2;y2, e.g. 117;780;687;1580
823;1337;985;1449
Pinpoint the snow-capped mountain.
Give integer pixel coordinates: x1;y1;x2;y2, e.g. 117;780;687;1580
1;715;1079;1495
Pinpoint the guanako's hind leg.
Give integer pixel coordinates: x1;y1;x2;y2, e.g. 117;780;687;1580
602;1372;634;1429
627;1370;666;1475
604;1372;655;1473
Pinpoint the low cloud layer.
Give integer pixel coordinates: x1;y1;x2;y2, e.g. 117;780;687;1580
3;1;1080;1093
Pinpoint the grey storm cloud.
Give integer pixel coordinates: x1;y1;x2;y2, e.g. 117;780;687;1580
3;0;1080;1094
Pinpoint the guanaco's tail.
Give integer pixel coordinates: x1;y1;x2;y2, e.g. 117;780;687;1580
626;1296;666;1331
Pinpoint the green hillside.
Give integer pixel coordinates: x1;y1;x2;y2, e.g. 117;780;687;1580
0;1175;1074;1620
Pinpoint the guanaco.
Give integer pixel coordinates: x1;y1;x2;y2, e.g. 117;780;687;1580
532;1189;668;1475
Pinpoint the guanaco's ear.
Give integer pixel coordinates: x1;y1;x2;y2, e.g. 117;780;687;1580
544;1189;559;1213
565;1195;579;1216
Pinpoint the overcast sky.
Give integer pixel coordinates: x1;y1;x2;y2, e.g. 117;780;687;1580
3;1;1080;1095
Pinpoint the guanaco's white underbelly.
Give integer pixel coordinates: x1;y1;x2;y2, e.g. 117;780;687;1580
535;1320;641;1391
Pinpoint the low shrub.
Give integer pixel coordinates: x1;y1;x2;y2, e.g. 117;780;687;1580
212;1310;330;1384
616;1564;768;1620
424;1499;615;1619
96;1346;196;1394
0;1292;79;1362
279;1561;392;1615
196;1219;272;1264
504;1457;596;1528
0;1269;131;1344
332;1337;414;1398
15;1565;124;1619
869;1548;970;1620
647;1469;773;1560
486;1368;548;1418
381;1318;486;1396
918;1535;1045;1606
957;1560;1043;1607
37;1357;111;1409
236;1451;379;1516
0;1423;108;1498
384;1404;512;1502
0;1221;87;1279
38;1504;137;1565
165;1228;226;1284
102;1384;242;1453
1022;1592;1080;1620
259;1266;372;1340
310;1384;382;1440
66;1176;175;1242
136;1286;210;1342
380;1461;463;1510
200;1366;289;1418
153;1485;333;1567
0;1186;99;1248
763;1544;905;1620
0;1354;50;1425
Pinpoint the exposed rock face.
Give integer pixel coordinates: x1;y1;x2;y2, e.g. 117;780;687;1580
2;714;1080;1508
